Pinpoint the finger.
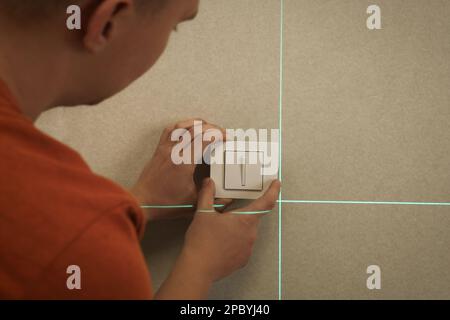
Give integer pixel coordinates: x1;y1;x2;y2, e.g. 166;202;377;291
233;180;281;220
188;123;225;143
175;118;207;130
246;179;281;212
200;123;226;145
195;124;226;163
175;123;225;162
214;198;233;213
179;126;197;149
165;119;206;146
169;125;201;154
202;122;226;136
160;124;176;143
160;118;205;144
196;178;216;213
176;121;211;149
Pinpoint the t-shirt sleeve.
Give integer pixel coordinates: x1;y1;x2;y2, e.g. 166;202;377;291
25;204;153;300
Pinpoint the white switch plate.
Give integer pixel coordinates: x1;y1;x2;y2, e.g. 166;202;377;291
210;142;278;200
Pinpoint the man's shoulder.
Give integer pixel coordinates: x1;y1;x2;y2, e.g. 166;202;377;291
0;111;147;299
0;104;143;226
0;111;133;206
0;110;90;172
0;116;142;238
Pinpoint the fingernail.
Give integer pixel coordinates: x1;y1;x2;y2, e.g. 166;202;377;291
203;178;211;187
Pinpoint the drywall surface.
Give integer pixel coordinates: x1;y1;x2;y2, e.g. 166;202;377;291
37;0;450;299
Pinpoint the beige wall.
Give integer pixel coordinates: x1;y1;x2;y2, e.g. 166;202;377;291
37;0;450;299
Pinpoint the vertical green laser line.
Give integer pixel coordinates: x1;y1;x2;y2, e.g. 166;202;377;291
278;0;284;301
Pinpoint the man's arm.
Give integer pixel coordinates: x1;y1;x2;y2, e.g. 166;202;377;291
130;120;280;299
155;248;211;299
155;179;281;300
27;205;152;299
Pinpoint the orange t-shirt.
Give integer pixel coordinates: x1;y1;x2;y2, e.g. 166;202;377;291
0;80;152;299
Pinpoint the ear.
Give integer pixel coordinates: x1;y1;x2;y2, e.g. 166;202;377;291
83;0;133;53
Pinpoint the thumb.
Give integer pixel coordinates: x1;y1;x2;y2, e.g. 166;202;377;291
197;178;216;212
234;180;281;222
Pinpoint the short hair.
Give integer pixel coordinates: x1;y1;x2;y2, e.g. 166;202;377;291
0;0;166;20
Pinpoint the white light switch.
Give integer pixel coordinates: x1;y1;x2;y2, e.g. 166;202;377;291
210;140;278;200
224;151;263;191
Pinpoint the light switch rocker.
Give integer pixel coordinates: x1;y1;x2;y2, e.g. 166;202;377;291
210;141;278;200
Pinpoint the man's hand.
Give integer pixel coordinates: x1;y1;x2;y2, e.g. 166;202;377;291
131;119;227;222
154;178;281;299
183;178;281;282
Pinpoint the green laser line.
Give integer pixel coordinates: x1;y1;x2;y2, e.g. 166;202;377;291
140;204;225;209
197;209;272;215
230;210;271;215
278;0;284;301
279;200;450;206
141;200;450;210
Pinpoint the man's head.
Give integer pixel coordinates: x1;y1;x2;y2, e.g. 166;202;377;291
0;0;199;116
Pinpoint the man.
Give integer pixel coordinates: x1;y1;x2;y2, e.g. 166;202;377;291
0;0;281;299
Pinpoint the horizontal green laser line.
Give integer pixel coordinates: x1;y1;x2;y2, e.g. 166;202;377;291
141;200;450;209
141;204;224;209
280;200;450;206
197;209;272;215
229;210;271;215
